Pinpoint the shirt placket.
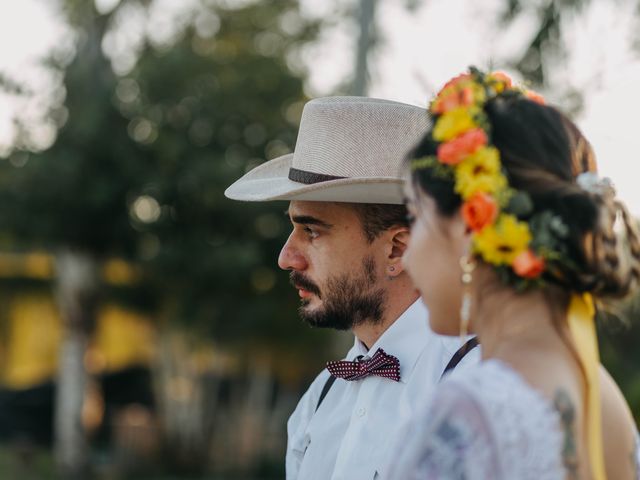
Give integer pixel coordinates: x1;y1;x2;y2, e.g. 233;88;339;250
331;368;377;480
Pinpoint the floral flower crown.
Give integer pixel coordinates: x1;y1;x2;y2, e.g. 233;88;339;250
411;67;573;288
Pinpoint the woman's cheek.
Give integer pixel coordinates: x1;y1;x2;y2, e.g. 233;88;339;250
402;248;416;285
404;230;422;282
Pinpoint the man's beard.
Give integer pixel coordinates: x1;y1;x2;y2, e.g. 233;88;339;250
289;255;386;330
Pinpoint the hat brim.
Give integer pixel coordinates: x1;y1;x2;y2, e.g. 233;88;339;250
224;154;405;205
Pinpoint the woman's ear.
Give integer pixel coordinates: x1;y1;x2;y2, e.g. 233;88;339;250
386;226;410;277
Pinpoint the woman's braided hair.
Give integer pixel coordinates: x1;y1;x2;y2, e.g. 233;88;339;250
410;90;640;300
584;186;640;297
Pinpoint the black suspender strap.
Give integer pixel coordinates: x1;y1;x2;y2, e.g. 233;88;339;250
315;337;479;411
440;336;479;380
315;374;337;412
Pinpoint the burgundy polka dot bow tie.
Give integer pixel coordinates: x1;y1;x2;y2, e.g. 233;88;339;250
326;348;401;382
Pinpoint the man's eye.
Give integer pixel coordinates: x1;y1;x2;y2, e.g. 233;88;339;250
303;226;319;239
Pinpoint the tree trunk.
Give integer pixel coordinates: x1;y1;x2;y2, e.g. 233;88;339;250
155;331;209;473
53;249;101;480
352;0;377;96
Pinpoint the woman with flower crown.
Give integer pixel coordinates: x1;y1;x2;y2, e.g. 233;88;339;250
388;68;640;479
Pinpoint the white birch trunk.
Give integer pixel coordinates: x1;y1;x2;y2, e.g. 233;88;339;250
53;249;100;480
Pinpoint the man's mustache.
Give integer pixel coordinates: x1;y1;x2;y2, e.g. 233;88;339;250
289;271;321;297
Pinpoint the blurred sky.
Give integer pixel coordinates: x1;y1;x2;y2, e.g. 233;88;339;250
2;0;640;213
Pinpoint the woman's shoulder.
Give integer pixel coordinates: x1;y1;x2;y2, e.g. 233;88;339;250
387;360;566;479
430;359;565;478
443;358;560;412
442;360;560;427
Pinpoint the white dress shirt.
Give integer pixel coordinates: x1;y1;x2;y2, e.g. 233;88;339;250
285;299;480;480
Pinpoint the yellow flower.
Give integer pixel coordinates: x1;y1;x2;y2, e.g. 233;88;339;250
486;71;513;93
467;82;486;104
433;106;479;142
454;146;507;199
473;214;532;266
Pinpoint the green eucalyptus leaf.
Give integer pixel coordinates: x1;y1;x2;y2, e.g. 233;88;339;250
507;191;534;217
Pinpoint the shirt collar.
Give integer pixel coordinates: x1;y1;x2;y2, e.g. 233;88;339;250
348;299;430;383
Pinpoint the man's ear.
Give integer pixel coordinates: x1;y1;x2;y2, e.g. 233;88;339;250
386;226;410;277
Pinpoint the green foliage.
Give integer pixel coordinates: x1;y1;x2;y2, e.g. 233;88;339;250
599;297;640;424
0;0;331;357
124;1;324;351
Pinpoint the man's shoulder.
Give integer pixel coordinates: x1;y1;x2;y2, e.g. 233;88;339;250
306;367;333;399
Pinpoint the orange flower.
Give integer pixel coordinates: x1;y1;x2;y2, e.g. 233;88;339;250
461;192;499;232
431;87;475;115
513;249;546;278
438;73;473;95
525;90;545;105
437;128;488;165
490;71;513;91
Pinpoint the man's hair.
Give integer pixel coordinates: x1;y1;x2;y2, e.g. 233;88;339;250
351;203;409;243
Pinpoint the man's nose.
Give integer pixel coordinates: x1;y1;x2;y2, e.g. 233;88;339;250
278;233;307;271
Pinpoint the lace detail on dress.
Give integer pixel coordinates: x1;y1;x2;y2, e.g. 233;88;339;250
414;384;499;479
414;360;566;479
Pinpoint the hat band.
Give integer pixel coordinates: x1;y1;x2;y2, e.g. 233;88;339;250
288;167;346;185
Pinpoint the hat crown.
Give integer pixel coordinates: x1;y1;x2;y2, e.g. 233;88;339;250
224;96;430;204
292;96;429;179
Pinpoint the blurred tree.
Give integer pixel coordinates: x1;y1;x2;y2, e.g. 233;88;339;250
352;0;377;95
497;0;590;86
0;0;327;476
493;0;593;115
123;5;328;468
126;0;321;347
0;2;140;476
599;299;640;425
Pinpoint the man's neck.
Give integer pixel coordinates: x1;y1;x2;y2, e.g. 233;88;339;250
352;280;420;350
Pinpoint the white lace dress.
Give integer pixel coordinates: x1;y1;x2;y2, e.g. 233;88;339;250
385;359;640;480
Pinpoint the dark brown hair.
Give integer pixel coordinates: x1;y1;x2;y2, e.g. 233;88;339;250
351;203;408;243
409;93;640;299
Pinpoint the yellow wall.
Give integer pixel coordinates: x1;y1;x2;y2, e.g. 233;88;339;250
2;294;61;389
0;295;156;389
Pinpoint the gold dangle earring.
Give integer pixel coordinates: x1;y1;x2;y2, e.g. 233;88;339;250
459;254;476;342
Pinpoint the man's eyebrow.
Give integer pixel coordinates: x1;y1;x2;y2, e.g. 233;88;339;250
290;214;333;229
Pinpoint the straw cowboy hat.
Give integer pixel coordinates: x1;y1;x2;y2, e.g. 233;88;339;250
224;96;429;205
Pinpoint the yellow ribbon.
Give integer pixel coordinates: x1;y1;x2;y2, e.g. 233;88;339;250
567;293;606;480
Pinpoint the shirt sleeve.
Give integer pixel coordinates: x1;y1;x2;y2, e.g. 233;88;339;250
635;431;640;480
285;368;332;480
385;381;500;480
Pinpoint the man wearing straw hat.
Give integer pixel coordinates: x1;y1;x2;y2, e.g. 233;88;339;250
225;97;478;480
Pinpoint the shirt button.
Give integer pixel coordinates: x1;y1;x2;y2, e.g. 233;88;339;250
357;407;366;417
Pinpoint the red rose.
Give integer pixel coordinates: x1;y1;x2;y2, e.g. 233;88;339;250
461;192;498;232
525;90;545;105
437;73;473;95
437;128;488;165
431;87;476;115
513;249;546;278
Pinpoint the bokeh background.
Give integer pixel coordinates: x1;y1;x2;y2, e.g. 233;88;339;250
0;0;639;479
